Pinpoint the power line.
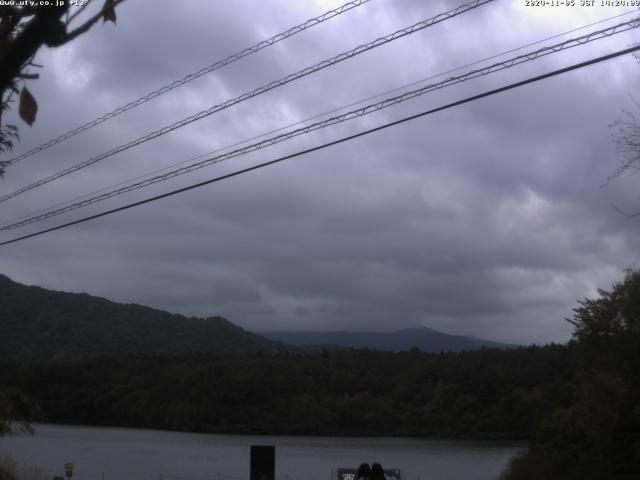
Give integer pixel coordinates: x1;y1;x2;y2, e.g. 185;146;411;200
2;44;638;248
4;16;638;230
4;8;633;230
0;0;494;205
3;0;372;167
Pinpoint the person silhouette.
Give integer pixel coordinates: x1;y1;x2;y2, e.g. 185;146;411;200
370;463;385;480
357;463;371;480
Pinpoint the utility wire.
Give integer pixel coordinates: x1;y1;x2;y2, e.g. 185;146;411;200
3;0;372;167
0;0;494;205
3;16;638;231
4;8;634;230
1;44;638;248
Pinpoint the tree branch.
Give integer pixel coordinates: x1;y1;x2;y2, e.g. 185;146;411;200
62;9;104;42
63;0;124;43
16;73;39;80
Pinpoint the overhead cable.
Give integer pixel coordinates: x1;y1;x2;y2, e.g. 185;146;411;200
0;0;494;205
3;0;372;167
3;16;638;230
1;44;638;247
5;7;633;230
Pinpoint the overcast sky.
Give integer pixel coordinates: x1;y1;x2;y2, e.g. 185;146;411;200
1;0;639;344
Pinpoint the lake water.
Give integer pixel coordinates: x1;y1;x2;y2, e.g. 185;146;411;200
0;424;524;480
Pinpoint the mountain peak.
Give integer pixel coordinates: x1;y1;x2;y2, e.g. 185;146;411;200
395;325;439;334
263;327;514;353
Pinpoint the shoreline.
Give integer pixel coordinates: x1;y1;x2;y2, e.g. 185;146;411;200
22;421;530;444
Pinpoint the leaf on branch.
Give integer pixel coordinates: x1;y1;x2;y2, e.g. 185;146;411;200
19;87;37;126
103;0;117;25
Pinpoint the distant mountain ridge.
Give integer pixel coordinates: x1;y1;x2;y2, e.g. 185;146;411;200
0;274;283;362
263;326;514;352
0;273;512;362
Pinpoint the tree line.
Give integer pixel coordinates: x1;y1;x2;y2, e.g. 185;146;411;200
0;345;572;438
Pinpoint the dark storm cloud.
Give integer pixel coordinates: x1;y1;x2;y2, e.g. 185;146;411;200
2;0;639;344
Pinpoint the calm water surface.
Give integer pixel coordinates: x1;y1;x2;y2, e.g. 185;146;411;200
0;424;524;480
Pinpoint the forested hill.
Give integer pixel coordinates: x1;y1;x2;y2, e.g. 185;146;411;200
263;327;513;352
0;274;283;362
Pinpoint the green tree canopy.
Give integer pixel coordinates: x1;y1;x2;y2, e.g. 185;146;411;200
503;269;640;480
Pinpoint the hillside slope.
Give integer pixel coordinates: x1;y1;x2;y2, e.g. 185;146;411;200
0;274;282;361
